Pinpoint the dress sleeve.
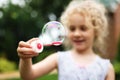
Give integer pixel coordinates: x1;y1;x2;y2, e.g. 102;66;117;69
103;59;110;77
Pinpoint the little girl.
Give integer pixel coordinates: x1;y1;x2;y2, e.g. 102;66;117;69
17;0;115;80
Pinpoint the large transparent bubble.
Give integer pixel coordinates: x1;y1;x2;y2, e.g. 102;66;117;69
39;21;66;46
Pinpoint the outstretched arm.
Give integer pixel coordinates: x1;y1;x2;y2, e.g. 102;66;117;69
17;38;58;80
32;53;57;78
19;53;57;80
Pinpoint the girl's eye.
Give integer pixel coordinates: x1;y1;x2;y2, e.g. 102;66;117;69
69;25;76;32
80;25;88;31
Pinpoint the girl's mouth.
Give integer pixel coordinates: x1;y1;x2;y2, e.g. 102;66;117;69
73;39;85;44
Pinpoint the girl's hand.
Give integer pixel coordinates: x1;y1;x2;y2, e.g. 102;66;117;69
17;38;39;59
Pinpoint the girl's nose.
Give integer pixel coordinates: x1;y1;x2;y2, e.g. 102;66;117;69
74;30;82;37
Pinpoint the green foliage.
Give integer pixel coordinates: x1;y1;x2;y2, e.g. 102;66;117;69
0;0;70;62
0;58;16;73
113;62;120;74
113;39;120;79
7;74;58;80
33;46;64;63
117;39;120;61
37;74;58;80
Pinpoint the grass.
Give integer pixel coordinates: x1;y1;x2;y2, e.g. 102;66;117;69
6;74;58;80
37;74;58;80
4;73;120;80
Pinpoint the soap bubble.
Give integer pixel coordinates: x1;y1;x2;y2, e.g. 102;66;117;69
39;21;65;46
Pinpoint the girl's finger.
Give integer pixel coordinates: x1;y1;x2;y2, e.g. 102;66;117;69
17;47;35;54
18;41;31;48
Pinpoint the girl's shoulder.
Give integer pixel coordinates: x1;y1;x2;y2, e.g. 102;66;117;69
56;50;71;58
95;55;111;75
96;55;115;79
56;50;71;62
57;50;70;54
96;55;110;65
95;55;110;69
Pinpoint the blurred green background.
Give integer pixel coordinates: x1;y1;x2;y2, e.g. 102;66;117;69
0;0;120;80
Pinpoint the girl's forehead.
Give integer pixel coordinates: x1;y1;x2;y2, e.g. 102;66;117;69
68;13;87;25
66;12;94;29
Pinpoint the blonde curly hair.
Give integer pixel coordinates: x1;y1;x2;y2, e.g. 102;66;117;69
60;0;109;54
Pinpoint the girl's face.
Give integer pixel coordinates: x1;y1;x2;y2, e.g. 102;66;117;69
67;13;95;52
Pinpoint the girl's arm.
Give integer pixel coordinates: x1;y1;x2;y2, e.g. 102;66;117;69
105;63;115;80
17;38;58;80
19;58;33;80
32;53;57;78
19;53;57;80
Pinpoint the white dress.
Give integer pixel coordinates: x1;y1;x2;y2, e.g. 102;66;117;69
57;51;110;80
